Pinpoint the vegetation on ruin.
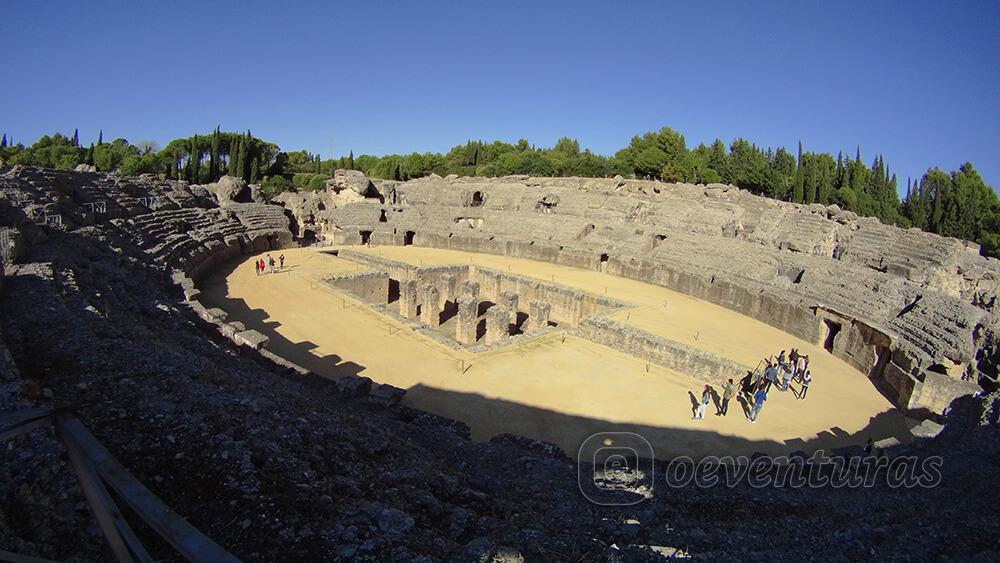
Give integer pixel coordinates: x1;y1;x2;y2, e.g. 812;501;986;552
1;126;998;256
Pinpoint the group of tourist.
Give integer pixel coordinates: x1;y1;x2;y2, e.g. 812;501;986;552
693;348;813;424
254;253;285;276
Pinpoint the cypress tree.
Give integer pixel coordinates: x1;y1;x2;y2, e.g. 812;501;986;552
98;129;103;145
229;138;240;178
72;128;79;146
210;127;220;180
804;156;818;204
250;158;259;184
348;150;354;170
85;143;94;165
238;136;249;180
1;134;6;148
792;141;805;203
189;135;200;182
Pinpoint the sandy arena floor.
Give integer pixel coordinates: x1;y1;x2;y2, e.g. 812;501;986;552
199;246;913;459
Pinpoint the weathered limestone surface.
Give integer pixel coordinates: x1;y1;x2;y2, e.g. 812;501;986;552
528;300;552;332
420;285;441;327
455;295;479;345
500;291;519;326
462;280;480;301
324;271;389;304
485;305;510;344
399;279;418;319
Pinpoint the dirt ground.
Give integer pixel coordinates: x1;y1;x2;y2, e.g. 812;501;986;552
199;246;913;459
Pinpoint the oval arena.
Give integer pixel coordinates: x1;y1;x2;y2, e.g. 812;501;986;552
193;170;991;458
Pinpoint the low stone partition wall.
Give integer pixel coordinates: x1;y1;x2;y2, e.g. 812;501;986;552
331;249;417;279
323;271;390;304
605;256;823;345
470;266;625;327
577;316;750;385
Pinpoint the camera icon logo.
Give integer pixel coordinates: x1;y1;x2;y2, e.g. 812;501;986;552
578;432;654;505
594;448;638;490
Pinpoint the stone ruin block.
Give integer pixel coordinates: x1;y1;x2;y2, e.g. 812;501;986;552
501;291;519;326
462;280;480;301
455;295;479;345
420;285;442;327
221;321;246;338
569;293;586;327
527;300;551;332
234;329;269;350
399;279;418;319
485;305;510;344
440;273;457;302
483;272;503;302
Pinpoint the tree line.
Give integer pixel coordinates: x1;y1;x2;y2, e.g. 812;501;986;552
0;128;280;186
1;126;997;257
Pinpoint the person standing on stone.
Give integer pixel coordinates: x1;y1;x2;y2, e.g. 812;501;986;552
719;378;735;416
279;254;285;269
749;386;768;423
695;385;711;420
799;370;811;400
268;254;275;274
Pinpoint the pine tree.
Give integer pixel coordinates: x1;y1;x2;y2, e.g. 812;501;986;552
72;128;79;146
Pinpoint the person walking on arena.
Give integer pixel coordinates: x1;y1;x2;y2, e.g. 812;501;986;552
279;254;285;269
254;259;261;276
763;359;778;393
781;363;793;391
267;254;275;274
749;386;768;422
719;378;735;416
258;257;265;275
695;385;711;419
799;370;812;400
795;354;808;382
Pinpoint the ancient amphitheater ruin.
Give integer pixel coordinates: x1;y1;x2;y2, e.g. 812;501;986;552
1;165;999;560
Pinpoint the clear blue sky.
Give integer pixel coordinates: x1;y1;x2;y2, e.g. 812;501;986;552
2;0;998;190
